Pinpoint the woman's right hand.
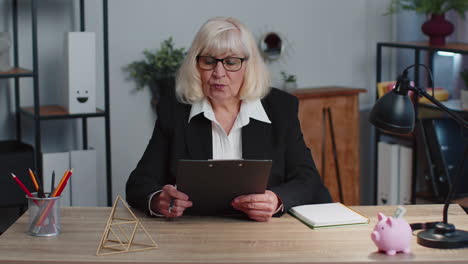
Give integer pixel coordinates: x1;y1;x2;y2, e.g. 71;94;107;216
150;184;193;217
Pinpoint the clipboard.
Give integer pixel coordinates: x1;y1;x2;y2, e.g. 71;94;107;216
176;159;272;215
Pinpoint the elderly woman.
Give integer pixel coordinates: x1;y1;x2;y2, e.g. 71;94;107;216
126;17;331;222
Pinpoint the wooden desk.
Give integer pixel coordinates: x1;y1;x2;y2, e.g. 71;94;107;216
0;205;467;263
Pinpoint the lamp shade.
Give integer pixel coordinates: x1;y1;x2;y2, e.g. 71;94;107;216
369;90;415;134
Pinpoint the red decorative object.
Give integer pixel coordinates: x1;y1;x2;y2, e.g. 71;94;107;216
421;13;454;46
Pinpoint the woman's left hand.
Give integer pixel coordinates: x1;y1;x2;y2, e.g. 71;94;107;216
231;190;280;222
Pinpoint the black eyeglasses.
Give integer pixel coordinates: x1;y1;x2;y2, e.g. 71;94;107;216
196;55;248;72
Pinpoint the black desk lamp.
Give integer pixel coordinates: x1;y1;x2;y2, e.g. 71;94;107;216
369;64;468;249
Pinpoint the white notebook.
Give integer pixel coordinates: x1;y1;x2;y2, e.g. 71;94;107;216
289;203;369;229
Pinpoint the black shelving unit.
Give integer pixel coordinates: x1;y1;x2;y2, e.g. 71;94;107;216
375;41;468;204
0;0;112;206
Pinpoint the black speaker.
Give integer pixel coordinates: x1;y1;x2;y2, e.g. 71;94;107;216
0;140;35;208
421;118;467;200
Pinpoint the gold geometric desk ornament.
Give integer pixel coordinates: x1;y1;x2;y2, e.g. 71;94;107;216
96;195;158;256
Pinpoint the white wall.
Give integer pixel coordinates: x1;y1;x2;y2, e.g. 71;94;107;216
1;0;395;205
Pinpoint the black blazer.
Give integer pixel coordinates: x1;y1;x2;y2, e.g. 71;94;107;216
126;88;332;215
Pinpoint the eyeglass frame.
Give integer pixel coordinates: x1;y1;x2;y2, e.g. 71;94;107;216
196;55;248;72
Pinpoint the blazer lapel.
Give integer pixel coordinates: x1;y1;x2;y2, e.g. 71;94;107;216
185;113;212;160
242;119;272;160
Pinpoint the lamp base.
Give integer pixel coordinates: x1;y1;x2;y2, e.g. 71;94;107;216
417;222;468;249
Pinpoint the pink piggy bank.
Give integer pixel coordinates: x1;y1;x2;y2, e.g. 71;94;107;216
371;212;412;255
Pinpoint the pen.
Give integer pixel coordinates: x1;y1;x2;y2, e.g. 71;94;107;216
165;198;175;222
48;170;55;198
168;184;177;213
168;199;174;213
166;184;177;221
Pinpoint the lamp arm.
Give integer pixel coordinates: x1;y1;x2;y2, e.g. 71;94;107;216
411;87;468;129
443;145;467;224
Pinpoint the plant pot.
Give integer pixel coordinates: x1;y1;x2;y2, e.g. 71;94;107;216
421;13;454;46
283;81;297;92
149;77;176;108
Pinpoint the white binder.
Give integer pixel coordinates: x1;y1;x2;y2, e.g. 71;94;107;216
377;141;400;205
63;32;96;113
398;145;413;205
70;149;98;206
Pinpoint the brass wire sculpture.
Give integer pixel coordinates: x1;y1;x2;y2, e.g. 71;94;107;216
96;195;157;256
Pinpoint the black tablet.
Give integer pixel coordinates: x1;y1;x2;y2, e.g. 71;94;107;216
176;159;272;215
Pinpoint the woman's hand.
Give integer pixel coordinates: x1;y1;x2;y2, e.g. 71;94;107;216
151;184;193;217
231;190;280;222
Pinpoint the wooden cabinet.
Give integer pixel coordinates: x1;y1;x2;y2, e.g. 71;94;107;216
293;87;365;205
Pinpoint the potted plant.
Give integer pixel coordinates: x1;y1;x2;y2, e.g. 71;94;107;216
280;71;297;92
461;69;468;110
386;0;468;45
125;37;185;107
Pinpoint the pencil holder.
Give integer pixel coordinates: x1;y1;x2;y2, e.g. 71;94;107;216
26;193;61;237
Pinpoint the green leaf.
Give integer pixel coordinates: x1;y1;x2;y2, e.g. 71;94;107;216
384;0;468;17
280;71;297;82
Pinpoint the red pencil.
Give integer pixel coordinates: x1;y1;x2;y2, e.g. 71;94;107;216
11;173;33;197
11;173;39;206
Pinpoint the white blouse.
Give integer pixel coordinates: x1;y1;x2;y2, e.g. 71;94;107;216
189;98;271;159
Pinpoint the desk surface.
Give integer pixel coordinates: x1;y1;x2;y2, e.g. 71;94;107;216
0;204;467;264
